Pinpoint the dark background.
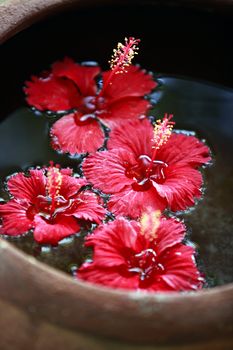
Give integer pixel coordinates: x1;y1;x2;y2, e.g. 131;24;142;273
0;3;233;118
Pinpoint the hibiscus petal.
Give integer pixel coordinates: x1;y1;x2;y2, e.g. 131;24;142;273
0;200;33;236
152;165;203;211
77;264;139;290
33;214;80;245
25;75;81;111
50;113;105;155
85;218;140;267
99;98;150;128
59;175;88;198
102;65;157;102
108;118;153;156
158;133;211;168
7;169;46;202
71;191;105;223
158;245;203;291
52;57;100;96
155;218;186;255
83;149;134;193
108;187;166;219
77;217;203;292
60;168;73;176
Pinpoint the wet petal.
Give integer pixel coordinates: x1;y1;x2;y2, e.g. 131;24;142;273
59;175;88;199
152;165;203;211
7;169;46;202
108;118;153;156
102;65;157;102
158;133;211;167
33;214;80;245
71;191;106;223
159;245;203;291
99;98;150;128
86;218;140;266
108;187;166;219
0;199;33;236
83;149;134;193
155;218;186;255
52;57;100;96
25;75;81;111
51;113;105;155
77;264;139;290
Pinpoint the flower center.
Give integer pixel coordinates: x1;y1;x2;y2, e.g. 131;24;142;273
27;194;73;222
27;164;73;222
128;248;164;281
75;96;107;126
124;155;168;191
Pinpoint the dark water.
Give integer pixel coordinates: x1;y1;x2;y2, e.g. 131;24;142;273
0;75;232;286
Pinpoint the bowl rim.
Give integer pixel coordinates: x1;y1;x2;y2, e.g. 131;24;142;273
1;237;233;298
1;237;233;345
1;0;233;43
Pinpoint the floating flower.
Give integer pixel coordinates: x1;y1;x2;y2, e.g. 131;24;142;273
24;38;157;155
77;213;204;291
83;116;211;217
0;163;105;245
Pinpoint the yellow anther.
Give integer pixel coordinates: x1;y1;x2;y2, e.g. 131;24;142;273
46;165;62;200
153;114;174;150
109;37;140;74
140;210;161;241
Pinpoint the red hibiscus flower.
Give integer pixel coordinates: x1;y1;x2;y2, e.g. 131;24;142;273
24;39;156;155
77;213;204;291
83;116;211;218
0;164;105;245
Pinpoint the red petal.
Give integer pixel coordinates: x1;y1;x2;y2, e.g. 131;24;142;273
85;218;140;267
108;187;166;218
0;200;33;236
152;165;203;211
51;113;105;155
52;57;100;96
59;175;88;198
25;75;81;111
155;218;186;255
102;65;157;102
99;98;150;128
108;118;153;156
60;168;73;176
158;245;204;291
71;191;105;223
33;214;80;245
158;133;211;167
83;149;134;193
7;170;46;203
78;218;140;289
77;217;203;292
77;264;139;290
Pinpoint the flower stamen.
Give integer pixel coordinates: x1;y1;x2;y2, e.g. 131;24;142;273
110;37;140;74
140;209;161;241
46;161;63;214
147;114;175;174
153;114;175;151
99;37;140;96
